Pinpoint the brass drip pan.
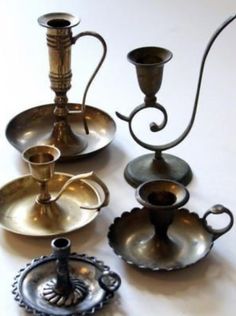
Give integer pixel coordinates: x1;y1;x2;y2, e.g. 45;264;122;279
6;103;116;161
0;172;102;236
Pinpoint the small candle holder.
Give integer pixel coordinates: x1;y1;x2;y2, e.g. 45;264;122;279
12;237;121;315
117;15;236;187
0;145;109;236
108;180;234;270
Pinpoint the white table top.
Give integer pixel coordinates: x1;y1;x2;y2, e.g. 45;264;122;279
0;0;236;315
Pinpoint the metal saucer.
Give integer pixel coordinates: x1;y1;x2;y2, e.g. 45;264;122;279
108;207;233;271
6;103;116;161
12;238;121;316
0;172;103;236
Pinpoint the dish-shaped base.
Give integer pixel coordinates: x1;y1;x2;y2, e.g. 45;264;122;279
12;253;120;316
108;208;213;270
124;153;192;187
0;173;101;236
6;103;116;161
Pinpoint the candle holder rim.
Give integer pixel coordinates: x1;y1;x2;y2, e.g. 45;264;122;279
127;46;173;67
135;179;189;210
51;237;71;250
38;12;80;29
22;145;61;165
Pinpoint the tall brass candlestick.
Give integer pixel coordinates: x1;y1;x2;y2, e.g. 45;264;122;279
38;13;107;158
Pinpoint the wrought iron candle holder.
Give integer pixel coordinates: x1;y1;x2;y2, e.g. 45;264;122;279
6;12;116;161
12;237;121;315
0;145;109;236
108;180;234;271
117;15;236;187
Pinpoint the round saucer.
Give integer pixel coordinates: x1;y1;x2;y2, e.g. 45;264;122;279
6;103;116;161
12;252;121;316
0;173;101;236
108;208;213;271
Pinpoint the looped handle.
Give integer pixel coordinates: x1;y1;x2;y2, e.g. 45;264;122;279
202;204;234;240
71;31;107;134
81;172;110;208
49;171;109;209
98;271;121;293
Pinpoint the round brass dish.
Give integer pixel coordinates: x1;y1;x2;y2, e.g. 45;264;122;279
0;173;102;236
108;207;233;271
6;103;116;161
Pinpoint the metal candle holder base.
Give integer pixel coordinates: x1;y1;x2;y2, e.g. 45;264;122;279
117;15;236;187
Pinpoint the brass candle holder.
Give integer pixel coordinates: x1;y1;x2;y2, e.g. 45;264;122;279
117;15;236;187
0;145;109;236
6;12;116;161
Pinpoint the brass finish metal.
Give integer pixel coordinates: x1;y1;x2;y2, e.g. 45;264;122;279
0;145;109;236
6;103;116;160
12;237;121;315
117;15;236;187
6;13;116;160
108;180;234;270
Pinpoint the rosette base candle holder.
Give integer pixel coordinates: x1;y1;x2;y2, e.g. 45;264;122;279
12;237;121;315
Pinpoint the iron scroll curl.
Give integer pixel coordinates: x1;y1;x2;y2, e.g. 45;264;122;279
117;14;236;154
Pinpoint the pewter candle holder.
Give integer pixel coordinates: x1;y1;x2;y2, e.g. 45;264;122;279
117;15;236;187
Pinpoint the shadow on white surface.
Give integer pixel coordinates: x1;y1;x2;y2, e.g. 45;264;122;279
122;252;236;315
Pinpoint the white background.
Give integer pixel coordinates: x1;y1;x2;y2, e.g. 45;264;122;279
0;0;236;315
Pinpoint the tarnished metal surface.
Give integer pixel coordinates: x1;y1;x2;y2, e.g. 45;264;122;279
6;13;115;160
6;103;116;160
108;180;234;270
108;207;233;270
117;16;236;187
12;237;121;315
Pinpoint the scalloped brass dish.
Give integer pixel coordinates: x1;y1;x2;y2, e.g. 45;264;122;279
108;207;233;271
108;180;234;271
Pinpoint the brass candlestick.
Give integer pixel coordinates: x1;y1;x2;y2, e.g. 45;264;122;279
0;145;110;236
6;12;116;161
38;12;106;157
117;15;236;187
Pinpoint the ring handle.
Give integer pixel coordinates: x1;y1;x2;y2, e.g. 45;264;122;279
98;271;121;293
70;31;107;134
202;204;234;240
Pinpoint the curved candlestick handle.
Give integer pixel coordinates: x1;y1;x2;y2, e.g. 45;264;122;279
202;204;234;241
69;31;107;134
117;14;236;153
49;171;109;209
98;271;121;293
